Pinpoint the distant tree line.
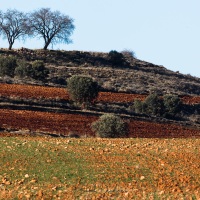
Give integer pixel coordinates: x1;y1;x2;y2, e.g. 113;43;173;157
0;8;75;50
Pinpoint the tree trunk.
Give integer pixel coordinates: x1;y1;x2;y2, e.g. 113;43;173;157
43;40;51;50
8;43;13;50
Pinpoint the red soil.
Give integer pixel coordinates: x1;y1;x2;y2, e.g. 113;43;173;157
1;83;200;104
0;109;199;138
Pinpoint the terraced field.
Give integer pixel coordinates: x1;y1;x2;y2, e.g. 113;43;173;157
0;83;200;138
1;83;200;104
0;109;200;138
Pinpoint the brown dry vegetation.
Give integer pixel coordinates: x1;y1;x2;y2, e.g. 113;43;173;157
1;49;200;95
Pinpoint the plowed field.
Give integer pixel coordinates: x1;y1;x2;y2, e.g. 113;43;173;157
1;83;200;104
0;137;199;199
0;109;199;138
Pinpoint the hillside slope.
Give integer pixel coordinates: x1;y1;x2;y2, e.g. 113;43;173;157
0;48;200;95
0;48;199;137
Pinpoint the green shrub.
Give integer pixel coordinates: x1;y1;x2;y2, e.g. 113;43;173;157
163;94;181;117
0;56;17;77
67;75;99;107
14;60;32;78
143;93;163;116
133;93;181;118
108;50;124;66
134;99;144;113
29;60;49;81
92;114;128;138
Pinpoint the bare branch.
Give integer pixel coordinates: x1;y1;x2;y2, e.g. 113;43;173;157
0;9;31;50
29;8;75;50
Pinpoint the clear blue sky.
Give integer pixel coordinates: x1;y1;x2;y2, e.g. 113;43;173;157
1;0;200;77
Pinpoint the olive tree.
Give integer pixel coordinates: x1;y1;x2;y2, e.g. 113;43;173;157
0;9;30;50
92;114;128;138
67;75;99;107
29;8;75;50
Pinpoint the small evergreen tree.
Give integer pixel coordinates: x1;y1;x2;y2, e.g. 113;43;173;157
92;114;128;138
67;75;99;107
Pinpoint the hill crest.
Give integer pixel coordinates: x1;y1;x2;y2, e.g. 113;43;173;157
0;48;200;96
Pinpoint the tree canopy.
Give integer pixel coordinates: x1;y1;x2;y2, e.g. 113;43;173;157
0;9;30;50
0;8;74;50
29;8;75;50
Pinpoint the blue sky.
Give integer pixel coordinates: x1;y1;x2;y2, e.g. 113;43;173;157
0;0;200;77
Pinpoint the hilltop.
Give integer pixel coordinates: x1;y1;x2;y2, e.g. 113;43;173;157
0;48;200;95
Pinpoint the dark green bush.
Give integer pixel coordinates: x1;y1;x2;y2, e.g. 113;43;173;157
108;50;124;66
143;93;163;116
67;75;99;107
92;114;128;138
163;94;181;117
133;93;181;118
14;60;32;78
0;56;17;77
29;60;49;81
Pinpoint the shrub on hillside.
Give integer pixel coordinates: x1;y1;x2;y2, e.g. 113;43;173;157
14;60;32;78
0;56;17;77
163;94;181;117
67;75;99;107
143;93;163;116
92;114;128;138
29;60;49;81
133;93;181;118
108;50;124;66
134;99;144;114
121;49;136;59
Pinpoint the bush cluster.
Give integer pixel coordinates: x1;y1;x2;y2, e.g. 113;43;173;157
0;56;49;81
133;93;181;118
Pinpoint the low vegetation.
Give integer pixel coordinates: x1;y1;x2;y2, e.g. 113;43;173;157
92;114;128;138
133;93;181;118
0;55;17;77
67;75;99;107
0;56;49;81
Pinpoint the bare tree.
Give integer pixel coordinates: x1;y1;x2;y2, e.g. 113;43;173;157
0;9;30;50
29;8;75;50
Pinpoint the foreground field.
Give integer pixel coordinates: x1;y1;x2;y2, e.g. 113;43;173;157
0;137;199;199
